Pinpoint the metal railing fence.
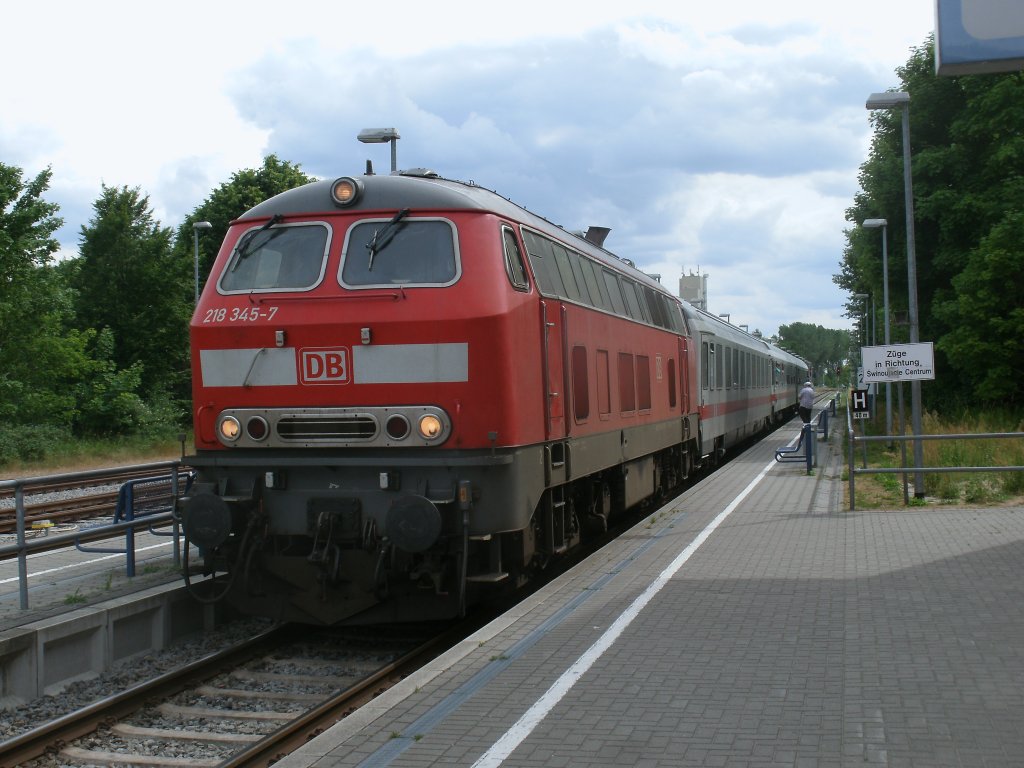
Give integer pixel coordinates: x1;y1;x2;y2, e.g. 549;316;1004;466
846;411;1024;510
0;461;187;610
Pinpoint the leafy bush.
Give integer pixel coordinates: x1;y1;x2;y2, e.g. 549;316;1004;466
0;424;71;464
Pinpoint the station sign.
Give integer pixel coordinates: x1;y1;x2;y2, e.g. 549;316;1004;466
861;343;935;383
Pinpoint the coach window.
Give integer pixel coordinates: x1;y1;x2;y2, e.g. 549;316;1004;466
220;222;330;293
571;346;590;422
597;349;611;417
341;218;459;287
501;226;529;291
716;345;725;390
701;342;712;390
637;355;652;411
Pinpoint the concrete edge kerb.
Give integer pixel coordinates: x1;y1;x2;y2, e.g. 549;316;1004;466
0;581;203;708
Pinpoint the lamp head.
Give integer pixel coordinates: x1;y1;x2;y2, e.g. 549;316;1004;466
358;128;400;144
866;91;910;110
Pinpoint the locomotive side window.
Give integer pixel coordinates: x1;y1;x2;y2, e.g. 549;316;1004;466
219;222;330;294
618;352;636;413
621;280;647;323
571;345;590;422
637;355;652;411
501;226;529;291
668;357;677;408
597;349;611;417
643;287;666;328
566;250;594;306
551;244;583;303
579;258;611;311
340;218;460;287
602;271;627;315
520;226;681;332
522;231;567;296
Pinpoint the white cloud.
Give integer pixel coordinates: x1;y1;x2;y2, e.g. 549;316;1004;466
1;0;935;336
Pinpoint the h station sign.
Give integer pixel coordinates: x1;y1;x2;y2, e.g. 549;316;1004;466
850;388;870;420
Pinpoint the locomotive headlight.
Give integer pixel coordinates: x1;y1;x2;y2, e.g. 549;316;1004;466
418;414;443;441
218;415;242;443
330;176;363;206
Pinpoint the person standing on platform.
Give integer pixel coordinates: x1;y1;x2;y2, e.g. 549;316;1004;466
798;381;814;424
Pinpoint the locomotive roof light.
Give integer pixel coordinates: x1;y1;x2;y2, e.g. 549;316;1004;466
331;176;364;207
217;415;242;443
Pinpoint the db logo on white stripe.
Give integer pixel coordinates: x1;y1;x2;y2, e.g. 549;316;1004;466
300;348;350;384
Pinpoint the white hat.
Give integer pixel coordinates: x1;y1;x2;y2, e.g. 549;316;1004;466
804;381;812;386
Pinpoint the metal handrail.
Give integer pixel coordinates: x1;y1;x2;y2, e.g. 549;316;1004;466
1;461;186;610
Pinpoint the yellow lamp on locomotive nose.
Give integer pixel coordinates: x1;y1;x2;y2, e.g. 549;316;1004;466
330;177;362;206
418;414;443;440
218;415;242;442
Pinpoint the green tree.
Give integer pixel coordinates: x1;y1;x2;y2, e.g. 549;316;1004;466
933;212;1024;402
776;322;852;384
72;185;188;397
837;37;1024;409
0;162;79;426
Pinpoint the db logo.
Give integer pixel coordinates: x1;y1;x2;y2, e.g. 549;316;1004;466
300;348;350;384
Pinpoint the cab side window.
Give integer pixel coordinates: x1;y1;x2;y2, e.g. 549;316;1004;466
502;226;529;291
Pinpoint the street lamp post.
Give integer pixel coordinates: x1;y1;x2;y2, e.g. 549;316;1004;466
192;221;213;304
862;218;893;440
357;127;401;173
866;91;924;497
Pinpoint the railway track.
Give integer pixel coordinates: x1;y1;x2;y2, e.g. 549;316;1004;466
0;620;459;767
0;468;190;535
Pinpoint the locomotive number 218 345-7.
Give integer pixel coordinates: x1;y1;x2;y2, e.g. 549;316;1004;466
202;306;280;323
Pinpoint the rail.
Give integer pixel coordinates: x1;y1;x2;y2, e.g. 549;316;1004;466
845;412;1024;511
0;461;188;611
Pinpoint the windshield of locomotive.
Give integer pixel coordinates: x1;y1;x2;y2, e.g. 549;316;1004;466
340;218;460;287
219;222;330;293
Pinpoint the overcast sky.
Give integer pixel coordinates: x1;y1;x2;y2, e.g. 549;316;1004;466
3;1;936;337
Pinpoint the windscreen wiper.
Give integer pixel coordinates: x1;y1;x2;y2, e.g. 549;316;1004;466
232;214;284;271
366;208;410;271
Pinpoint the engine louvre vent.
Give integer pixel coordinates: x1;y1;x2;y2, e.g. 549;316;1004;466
276;415;378;441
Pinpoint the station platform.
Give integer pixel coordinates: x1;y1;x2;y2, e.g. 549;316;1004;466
0;527;183;633
273;418;1024;768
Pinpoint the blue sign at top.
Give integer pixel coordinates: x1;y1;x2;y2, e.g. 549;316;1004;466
936;0;1024;75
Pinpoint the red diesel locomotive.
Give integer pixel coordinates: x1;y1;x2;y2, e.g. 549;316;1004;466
179;168;807;625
